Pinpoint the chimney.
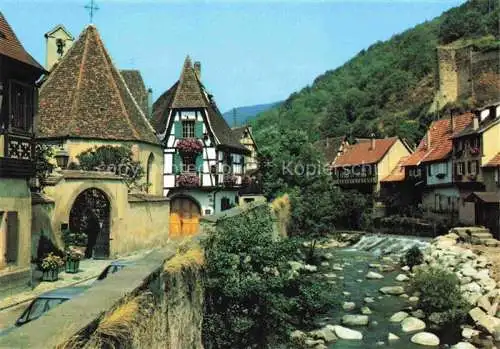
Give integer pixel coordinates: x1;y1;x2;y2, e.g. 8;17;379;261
473;115;479;130
370;133;375;151
147;88;153;118
194;61;201;80
426;130;431;149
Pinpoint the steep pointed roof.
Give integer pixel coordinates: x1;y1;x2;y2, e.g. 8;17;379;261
121;69;149;116
0;12;44;71
37;25;158;145
152;57;248;153
171;56;206;108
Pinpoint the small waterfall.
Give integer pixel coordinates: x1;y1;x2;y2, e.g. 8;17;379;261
348;234;430;257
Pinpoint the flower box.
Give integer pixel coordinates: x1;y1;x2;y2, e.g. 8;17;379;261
42;269;59;282
177;138;203;154
469;147;480;156
177;173;200;187
223;175;238;187
65;259;80;274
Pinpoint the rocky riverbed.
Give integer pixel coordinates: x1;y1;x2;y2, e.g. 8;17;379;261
289;233;500;349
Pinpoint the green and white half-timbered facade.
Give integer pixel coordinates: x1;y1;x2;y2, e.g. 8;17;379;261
152;57;249;216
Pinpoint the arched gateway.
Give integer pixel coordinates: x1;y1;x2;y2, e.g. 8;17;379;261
169;196;201;238
69;188;111;259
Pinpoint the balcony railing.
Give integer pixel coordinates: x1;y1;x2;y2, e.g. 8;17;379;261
0;133;35;178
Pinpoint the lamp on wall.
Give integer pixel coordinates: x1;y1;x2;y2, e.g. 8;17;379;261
54;148;69;169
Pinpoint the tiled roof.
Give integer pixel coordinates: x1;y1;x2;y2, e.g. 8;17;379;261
313;136;347;164
484;152;500;167
453;102;500;138
333;137;398;167
121;70;149;117
37;25;159;145
0;12;44;71
381;156;409;182
232;126;248;139
400;113;474;166
152;57;248;153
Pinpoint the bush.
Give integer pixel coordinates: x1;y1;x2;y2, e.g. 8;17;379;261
202;205;336;348
402;246;424;270
411;266;470;328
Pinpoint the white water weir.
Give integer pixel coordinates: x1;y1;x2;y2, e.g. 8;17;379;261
348;234;430;257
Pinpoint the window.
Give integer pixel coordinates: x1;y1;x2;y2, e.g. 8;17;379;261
221;197;231;211
457;162;464;175
182;120;195;138
427;165;432;176
9;81;34;132
146;153;154;193
182;154;196;173
6;211;18;264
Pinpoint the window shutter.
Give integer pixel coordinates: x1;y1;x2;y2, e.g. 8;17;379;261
195;121;203;138
174;121;182;139
174;152;181;174
6;211;18;263
195;153;203;173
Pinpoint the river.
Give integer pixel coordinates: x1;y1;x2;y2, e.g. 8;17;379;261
317;234;435;349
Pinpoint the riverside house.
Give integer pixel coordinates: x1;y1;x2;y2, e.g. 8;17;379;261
456;102;500;237
332;137;412;195
152;57;250;236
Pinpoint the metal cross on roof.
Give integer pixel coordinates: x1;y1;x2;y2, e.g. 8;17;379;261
84;0;99;23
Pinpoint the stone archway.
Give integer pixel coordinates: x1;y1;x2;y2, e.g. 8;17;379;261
169;196;201;238
69;188;111;259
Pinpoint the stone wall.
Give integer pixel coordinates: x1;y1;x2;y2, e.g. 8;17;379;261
435;44;500;108
0;241;204;349
34;172;171;259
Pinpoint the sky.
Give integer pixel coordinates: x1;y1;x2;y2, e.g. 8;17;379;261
2;0;465;112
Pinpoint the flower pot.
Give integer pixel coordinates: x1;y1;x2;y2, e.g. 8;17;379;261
42;269;59;282
65;259;80;274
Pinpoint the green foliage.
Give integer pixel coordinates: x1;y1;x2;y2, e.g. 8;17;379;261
202;205;336;348
402;246;424;270
34;144;54;191
62;229;88;248
77;145;145;190
251;0;499;150
411;266;470;327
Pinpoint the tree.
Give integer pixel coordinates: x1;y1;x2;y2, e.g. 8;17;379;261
34;144;54;192
77;145;145;190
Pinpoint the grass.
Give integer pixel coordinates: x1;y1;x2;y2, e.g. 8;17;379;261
164;246;204;274
92;298;140;348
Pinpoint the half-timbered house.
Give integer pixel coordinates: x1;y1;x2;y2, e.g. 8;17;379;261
0;12;45;293
152;57;249;235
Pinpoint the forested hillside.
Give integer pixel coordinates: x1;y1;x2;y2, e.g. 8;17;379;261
251;0;499;147
222;101;282;127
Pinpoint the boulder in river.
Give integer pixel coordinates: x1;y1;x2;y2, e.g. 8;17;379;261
329;325;363;340
342;302;356;311
395;274;409;282
342;314;369;326
401;317;426;332
364;297;375;303
389;311;409;322
388;333;400;341
451;342;477;349
308;327;337;343
366;271;384;279
361;306;372;315
380;286;405;295
410;332;440;346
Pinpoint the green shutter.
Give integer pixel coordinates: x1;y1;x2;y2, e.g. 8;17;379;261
195;121;203;138
174;152;181;174
174;120;182;138
196;153;203;173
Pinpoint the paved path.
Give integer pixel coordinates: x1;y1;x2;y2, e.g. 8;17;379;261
0;249;154;330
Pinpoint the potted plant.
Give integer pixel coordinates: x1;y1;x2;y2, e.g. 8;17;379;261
62;230;88;255
65;247;84;273
41;253;64;282
177;138;203;154
177;172;200;187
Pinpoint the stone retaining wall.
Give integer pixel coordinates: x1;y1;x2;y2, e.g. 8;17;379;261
0;239;204;349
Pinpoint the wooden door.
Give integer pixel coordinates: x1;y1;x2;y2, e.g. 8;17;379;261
169;197;200;238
